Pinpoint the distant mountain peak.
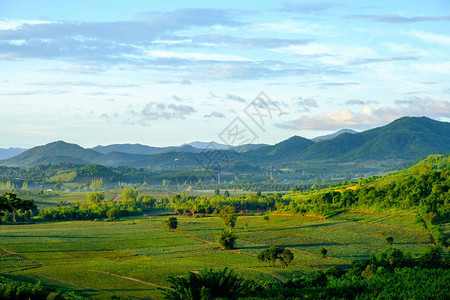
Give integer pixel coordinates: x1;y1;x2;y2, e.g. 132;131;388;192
313;129;357;142
185;141;231;150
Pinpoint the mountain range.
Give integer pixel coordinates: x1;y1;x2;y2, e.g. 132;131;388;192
0;148;27;160
1;117;449;173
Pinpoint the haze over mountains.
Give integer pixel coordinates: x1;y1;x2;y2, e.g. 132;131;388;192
1;117;449;171
0;148;27;160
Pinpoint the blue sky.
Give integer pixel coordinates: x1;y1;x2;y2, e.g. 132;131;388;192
0;0;449;148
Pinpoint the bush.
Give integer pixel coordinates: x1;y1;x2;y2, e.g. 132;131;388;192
217;228;237;250
161;268;246;300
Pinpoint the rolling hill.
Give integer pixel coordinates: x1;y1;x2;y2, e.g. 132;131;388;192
1;117;449;172
91;143;201;155
298;117;450;161
312;129;357;142
0;141;102;168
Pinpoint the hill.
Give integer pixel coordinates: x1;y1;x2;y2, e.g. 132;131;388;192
0;141;102;168
0;148;27;160
244;136;314;163
91;143;201;155
186;141;231;150
1;117;449;174
312;129;357;142
91;143;162;155
298;117;450;161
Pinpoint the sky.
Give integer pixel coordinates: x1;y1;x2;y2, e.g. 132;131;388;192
0;0;449;148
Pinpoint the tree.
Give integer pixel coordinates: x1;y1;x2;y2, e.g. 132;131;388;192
0;193;35;223
167;217;178;231
386;236;394;246
281;248;294;268
218;205;237;229
106;207;119;220
224;190;230;198
161;268;246;300
89;178;104;190
21;181;28;190
87;192;105;204
320;247;328;258
54;182;63;190
217;228;237;250
122;189;138;201
257;246;294;268
263;215;270;222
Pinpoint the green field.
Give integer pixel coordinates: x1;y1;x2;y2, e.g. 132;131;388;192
0;211;434;299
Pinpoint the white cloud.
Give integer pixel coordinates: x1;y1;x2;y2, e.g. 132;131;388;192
411;62;450;74
407;30;450;45
0;19;53;30
275;43;376;66
145;50;253;62
277;97;450;130
382;42;429;57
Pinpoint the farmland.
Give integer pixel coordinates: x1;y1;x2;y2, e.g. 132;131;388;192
0;211;434;299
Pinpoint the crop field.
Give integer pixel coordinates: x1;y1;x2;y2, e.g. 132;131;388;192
0;212;434;299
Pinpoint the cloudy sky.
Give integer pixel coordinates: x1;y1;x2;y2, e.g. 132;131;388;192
1;0;449;148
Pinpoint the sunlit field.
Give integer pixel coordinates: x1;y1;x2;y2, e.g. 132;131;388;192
0;211;432;299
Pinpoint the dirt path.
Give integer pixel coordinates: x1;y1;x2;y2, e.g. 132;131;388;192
243;267;286;282
34;273;103;292
0;247;44;267
89;269;169;289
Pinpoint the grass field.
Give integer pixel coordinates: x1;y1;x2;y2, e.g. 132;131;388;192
0;210;435;299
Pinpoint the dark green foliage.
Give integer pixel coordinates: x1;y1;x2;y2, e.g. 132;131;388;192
86;191;105;203
257;246;294;268
245;247;449;299
287;155;450;230
122;189;138;201
167;217;178;231
320;247;328;258
385;236;394;245
0;193;35;223
36;195;153;221
217;228;237;250
0;277;86;300
161;268;246;300
106;207;119;220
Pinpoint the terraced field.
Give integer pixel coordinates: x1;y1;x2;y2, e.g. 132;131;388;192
0;212;434;299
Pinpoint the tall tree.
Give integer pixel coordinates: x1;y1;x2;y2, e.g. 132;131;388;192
167;217;178;231
218;205;237;229
0;193;35;223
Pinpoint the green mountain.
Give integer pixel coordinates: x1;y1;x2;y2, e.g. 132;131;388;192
1;117;449;173
243;136;314;163
91;143;202;155
92;151;149;167
312;129;357;142
92;144;162;155
0;141;102;168
298;117;450;161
